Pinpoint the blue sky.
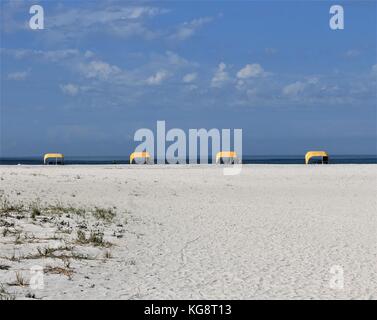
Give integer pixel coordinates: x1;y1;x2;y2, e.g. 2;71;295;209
0;0;376;157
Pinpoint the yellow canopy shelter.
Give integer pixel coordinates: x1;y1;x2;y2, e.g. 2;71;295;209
130;152;152;164
305;151;329;164
215;151;239;164
44;153;64;165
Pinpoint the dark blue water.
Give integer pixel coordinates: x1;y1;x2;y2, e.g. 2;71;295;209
0;155;376;165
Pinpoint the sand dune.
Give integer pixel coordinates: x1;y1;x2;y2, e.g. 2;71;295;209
0;165;376;299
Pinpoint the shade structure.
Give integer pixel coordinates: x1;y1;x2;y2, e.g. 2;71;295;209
215;151;239;164
130;152;152;164
305;151;329;164
44;153;64;165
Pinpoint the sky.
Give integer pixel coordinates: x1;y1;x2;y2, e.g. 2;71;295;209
0;0;376;157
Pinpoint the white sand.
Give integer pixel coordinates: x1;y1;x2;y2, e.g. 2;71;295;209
0;164;376;300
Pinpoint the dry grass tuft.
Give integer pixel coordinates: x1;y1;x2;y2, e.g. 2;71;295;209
76;230;111;247
8;272;28;287
0;285;15;300
44;265;74;280
103;250;112;259
92;207;115;222
0;196;24;215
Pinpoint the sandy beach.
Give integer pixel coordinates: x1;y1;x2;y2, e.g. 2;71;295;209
0;164;376;300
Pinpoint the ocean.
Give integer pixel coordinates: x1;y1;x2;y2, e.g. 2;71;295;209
0;155;376;165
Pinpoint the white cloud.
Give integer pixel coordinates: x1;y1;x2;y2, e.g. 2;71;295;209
106;21;160;40
7;70;29;80
2;48;80;61
146;70;168;85
282;81;306;96
237;63;265;79
170;17;213;41
182;72;197;83
345;49;361;58
282;77;321;97
246;88;258;97
211;62;229;88
1;0;30;33
144;51;195;71
50;6;167;28
84;50;95;59
165;51;190;66
265;48;277;55
306;77;319;85
236;79;245;90
60;83;80;96
46;6;168;40
42;49;80;62
4;47;196;88
79;60;121;80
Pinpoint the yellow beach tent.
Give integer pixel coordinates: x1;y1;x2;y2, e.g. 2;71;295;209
130;152;152;164
305;151;329;164
44;153;64;165
215;151;240;164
